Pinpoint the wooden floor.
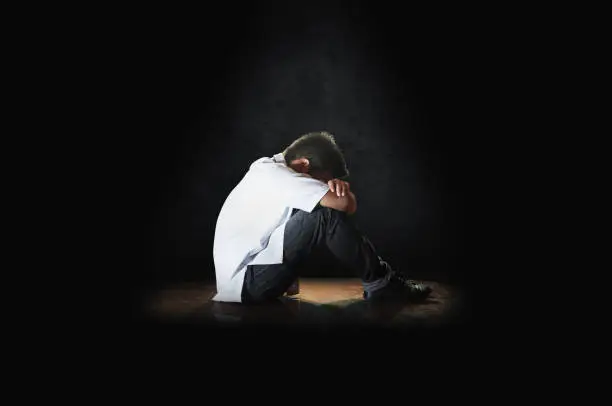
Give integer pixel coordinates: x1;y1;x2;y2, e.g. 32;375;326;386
140;278;464;327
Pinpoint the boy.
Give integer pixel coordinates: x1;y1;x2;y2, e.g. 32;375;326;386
212;131;431;304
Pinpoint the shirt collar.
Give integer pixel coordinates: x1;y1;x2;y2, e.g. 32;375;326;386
272;152;286;163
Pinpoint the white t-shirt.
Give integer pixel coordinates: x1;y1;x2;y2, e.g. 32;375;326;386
212;152;330;302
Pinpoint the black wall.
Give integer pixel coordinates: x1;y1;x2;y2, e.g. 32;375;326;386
117;2;489;290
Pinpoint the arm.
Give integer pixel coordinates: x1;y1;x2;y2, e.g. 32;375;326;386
346;191;357;215
319;184;357;215
278;170;356;214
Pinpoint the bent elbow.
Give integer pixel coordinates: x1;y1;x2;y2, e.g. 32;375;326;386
346;196;357;215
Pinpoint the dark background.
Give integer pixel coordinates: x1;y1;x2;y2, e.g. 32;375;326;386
105;1;506;305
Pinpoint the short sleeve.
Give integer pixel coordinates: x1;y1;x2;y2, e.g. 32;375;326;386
249;160;330;213
283;174;330;213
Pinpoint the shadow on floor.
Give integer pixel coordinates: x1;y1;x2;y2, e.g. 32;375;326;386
147;295;453;329
136;278;468;331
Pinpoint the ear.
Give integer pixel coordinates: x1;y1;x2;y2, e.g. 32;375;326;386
290;157;310;173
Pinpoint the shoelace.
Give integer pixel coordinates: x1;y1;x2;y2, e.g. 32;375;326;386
392;272;428;291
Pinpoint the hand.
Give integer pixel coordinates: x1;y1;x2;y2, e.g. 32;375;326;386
327;179;350;197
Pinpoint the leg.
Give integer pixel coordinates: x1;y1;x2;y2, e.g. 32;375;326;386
242;206;392;303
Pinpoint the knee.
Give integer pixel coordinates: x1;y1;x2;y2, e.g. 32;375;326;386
311;205;348;226
285;206;351;247
291;205;346;227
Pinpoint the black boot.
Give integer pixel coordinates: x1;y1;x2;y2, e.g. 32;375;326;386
364;271;432;303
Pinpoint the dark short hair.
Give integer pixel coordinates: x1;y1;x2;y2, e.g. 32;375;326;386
283;131;349;179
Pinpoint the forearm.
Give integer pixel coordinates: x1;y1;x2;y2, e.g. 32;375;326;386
319;178;356;214
346;191;357;215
